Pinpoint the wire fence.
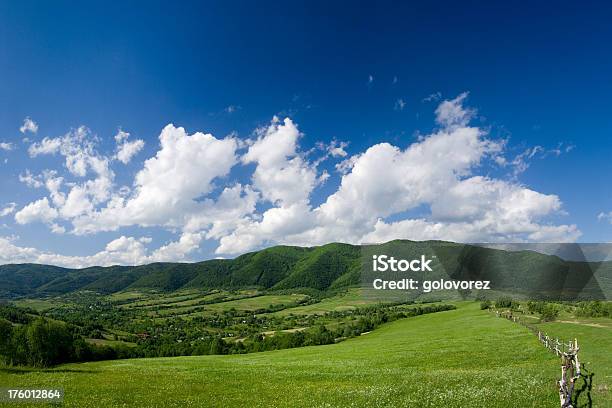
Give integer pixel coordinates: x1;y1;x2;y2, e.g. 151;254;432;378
490;309;586;408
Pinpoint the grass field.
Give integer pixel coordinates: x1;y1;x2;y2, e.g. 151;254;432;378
1;303;570;407
507;307;612;403
10;298;60;312
523;314;612;406
271;288;377;316
114;290;207;308
151;293;309;319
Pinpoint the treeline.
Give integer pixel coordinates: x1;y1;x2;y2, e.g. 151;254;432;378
0;302;455;367
573;301;612;318
480;298;612;322
0;317;133;367
136;303;456;358
0;303;36;324
481;298;561;322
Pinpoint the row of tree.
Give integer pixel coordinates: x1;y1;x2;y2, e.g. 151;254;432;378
480;298;612;322
0;303;455;367
573;301;612;318
0;317;135;367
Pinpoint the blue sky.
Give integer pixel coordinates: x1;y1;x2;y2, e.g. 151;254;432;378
0;1;611;267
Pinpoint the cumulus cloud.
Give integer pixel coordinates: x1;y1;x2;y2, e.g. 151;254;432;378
0;142;14;151
327;140;348;158
19;170;44;188
0;232;210;268
19;117;38;134
1;93;581;266
28;126;111;179
242;117;317;206
362;176;579;243
114;129;145;164
71;124;238;234
23;127;114;225
15;197;58;225
216;94;576;253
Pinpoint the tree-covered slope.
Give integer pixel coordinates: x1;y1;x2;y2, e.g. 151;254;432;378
0;240;610;299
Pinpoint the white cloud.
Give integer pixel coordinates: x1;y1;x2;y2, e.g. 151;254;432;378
361;218;580;244
184;184;259;238
114;129;145;164
114;129;129;143
50;223;66;234
362;176;580;243
435;92;475;128
116;140;145;164
0;142;14;151
22;128;114;228
598;212;612;223
430;176;561;224
328;140;348;158
316;127;501;232
29;137;62;156
149;232;203;262
422;92;441;103
0;233;204;268
505;144;573;178
217;201;315;254
242;117;316;206
28;126;110;179
15;197;58;225
313;139;348;165
19;117;38;134
0;203;16;217
19;170;44;188
213;118;325;253
215;94;577;254
71;124;238;234
2;93;580;265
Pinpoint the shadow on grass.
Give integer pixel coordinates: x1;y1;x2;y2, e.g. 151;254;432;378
573;364;594;408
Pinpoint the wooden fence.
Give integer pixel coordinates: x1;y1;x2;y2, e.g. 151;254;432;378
491;309;583;408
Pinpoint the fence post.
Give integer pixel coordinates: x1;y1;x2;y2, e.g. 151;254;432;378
486;303;581;407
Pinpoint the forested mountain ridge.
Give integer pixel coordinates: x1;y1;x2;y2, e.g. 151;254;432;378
0;241;609;299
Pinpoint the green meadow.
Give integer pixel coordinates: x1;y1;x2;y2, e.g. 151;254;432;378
2;302;583;408
271;288;376;316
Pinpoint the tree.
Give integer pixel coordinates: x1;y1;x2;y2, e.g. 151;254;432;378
209;338;223;355
0;319;13;363
10;326;29;365
495;297;515;309
539;304;559;322
27;319;74;367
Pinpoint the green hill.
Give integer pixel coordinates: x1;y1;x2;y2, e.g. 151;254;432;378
0;240;609;300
